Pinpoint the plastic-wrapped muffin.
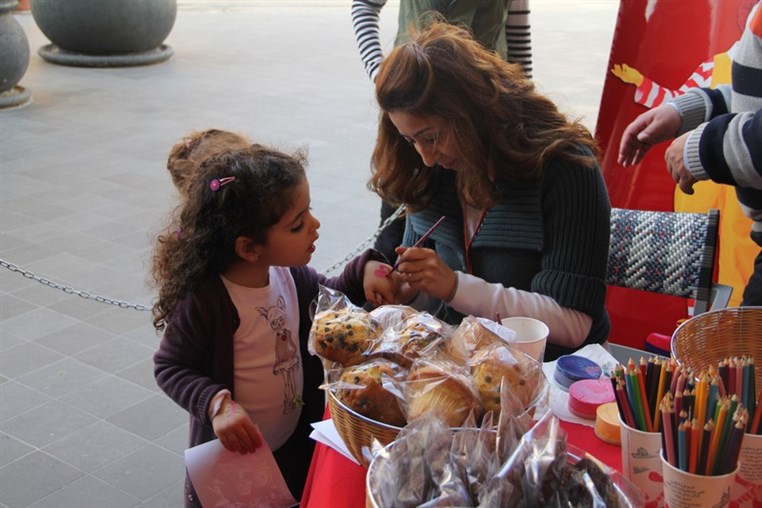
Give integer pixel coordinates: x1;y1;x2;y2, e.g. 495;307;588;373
336;359;407;427
406;360;481;427
369;304;417;332
470;344;542;417
447;316;517;363
374;312;451;367
311;308;381;366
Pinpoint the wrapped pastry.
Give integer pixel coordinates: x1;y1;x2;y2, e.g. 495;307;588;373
369;304;418;332
373;312;452;367
447;316;517;363
336;359;407;427
406;359;481;427
470;343;542;417
311;308;381;366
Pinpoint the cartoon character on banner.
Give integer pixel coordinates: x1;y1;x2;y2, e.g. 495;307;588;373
610;0;758;307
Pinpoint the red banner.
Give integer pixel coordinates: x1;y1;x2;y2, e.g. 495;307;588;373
596;0;757;348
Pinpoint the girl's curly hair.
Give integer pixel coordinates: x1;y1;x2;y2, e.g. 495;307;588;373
166;129;251;200
151;144;307;331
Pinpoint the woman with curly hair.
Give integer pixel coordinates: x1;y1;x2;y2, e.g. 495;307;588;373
369;20;611;361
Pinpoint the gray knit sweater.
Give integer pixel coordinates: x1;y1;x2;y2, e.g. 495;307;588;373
402;154;611;361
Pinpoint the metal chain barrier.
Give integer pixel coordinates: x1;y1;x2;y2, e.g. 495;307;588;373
0;205;406;312
320;204;406;275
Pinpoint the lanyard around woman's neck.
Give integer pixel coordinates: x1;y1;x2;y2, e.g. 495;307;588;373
462;206;487;274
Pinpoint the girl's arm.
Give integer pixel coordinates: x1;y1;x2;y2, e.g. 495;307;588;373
153;290;228;426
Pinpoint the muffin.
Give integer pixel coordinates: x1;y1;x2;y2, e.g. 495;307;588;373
470;344;542;417
447;316;517;363
374;312;451;367
369;304;418;332
406;360;481;427
336;359;407;426
311;308;381;366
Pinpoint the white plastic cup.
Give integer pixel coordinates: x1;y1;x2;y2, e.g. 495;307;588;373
620;417;664;506
500;316;548;362
661;450;737;508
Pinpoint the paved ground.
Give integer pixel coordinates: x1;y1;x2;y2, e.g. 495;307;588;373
0;1;618;506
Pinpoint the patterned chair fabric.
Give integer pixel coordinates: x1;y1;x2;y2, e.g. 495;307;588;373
606;208;720;315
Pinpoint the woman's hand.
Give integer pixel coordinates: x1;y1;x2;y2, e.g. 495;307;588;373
212;398;262;454
394;246;457;302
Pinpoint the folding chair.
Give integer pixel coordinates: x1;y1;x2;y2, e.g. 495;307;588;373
605;208;730;355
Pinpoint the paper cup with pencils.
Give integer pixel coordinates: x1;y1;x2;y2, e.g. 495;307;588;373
658;370;747;507
611;357;670;505
619;417;664;505
660;449;737;508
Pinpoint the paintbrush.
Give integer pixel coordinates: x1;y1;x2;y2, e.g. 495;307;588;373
387;215;447;275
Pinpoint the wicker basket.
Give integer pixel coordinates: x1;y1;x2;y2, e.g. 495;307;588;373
328;378;548;467
327;390;402;466
671;307;762;397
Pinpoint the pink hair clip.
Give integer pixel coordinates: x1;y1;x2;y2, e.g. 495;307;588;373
209;176;236;192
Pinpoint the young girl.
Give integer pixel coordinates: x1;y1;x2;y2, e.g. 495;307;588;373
166;128;251;200
151;143;397;506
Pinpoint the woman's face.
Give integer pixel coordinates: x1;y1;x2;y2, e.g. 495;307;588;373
388;111;463;171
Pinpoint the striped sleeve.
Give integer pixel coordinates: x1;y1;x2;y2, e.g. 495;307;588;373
351;0;386;82
506;0;532;78
685;110;762;188
683;3;762;189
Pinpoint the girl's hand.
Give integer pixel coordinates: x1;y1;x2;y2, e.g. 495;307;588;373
363;260;398;307
212;398;262;454
394;246;457;302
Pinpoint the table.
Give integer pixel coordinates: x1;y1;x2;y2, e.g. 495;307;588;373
300;413;622;507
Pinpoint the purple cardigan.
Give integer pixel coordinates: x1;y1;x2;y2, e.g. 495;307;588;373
154;250;381;447
153;250;382;503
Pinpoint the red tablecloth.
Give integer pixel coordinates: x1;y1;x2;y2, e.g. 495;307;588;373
301;413;622;507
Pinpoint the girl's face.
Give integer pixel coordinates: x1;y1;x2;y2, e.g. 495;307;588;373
259;178;320;267
388;111;462;171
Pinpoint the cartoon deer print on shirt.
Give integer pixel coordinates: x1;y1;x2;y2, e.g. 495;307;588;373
256;296;301;414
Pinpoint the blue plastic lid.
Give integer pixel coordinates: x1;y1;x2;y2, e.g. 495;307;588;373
554;355;602;390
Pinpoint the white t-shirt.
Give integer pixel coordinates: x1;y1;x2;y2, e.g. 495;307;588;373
221;267;303;451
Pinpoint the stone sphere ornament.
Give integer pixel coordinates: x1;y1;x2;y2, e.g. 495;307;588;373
30;0;177;67
0;0;31;108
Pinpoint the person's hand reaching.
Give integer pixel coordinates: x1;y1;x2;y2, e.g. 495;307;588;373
212;397;262;454
618;104;682;167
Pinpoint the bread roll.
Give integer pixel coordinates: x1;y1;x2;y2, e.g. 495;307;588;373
312;308;381;366
337;359;407;426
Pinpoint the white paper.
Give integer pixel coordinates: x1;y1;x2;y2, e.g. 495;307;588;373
542;343;620;428
309;419;361;465
185;435;297;508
